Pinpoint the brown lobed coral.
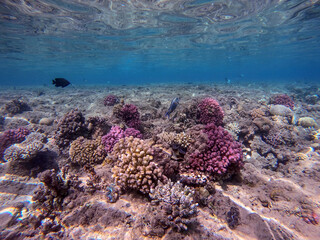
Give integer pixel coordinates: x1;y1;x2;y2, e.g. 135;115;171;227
69;136;106;166
111;136;165;194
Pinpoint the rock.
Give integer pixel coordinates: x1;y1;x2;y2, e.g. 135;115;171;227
298;117;318;128
269;105;293;117
39;118;53;126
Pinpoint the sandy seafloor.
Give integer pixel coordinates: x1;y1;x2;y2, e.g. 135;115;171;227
0;82;319;240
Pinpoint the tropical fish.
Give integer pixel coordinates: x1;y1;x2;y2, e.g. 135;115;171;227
165;97;179;119
52;78;71;88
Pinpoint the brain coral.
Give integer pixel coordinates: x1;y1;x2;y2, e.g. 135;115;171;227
198;98;224;126
55;109;87;149
0;128;30;161
187;123;243;180
101;126;142;153
111;136;165;194
69;136;106;166
3;132;45;162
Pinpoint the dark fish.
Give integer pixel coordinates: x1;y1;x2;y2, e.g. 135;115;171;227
52;78;71;88
165;97;179;119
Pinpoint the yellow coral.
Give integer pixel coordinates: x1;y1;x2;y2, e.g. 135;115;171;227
69;136;106;166
111;136;163;194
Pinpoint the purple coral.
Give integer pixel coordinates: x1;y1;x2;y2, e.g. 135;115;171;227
272;94;294;110
103;95;120;106
198;98;224;126
101;126;142;153
119;104;141;129
0;128;30;161
55;109;87;149
188;123;243;179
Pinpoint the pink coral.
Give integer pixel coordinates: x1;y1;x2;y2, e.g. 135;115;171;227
101;126;142;153
103;95;119;106
272;94;294;110
0;128;30;161
188;124;243;179
120;104;141;129
198;98;224;126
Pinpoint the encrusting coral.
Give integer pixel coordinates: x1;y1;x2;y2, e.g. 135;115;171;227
148;180;198;232
69;136;106;166
111;136;165;194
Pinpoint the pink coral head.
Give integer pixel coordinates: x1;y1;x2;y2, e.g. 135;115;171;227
198;98;224;126
104;95;120;106
272;94;294;110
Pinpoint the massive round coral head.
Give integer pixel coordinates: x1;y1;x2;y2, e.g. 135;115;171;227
188;123;243;180
198;98;224;126
111;136;164;194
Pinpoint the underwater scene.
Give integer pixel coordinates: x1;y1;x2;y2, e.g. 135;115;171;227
0;0;320;239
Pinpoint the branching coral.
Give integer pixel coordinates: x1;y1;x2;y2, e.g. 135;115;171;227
111;136;165;194
103;94;120;106
187;123;243;180
69;136;106;166
101;125;142;153
198;98;224;126
271;94;294;110
55;109;87;149
149;180;198;232
113;101;141;129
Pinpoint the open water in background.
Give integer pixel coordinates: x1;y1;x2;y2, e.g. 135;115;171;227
0;0;319;86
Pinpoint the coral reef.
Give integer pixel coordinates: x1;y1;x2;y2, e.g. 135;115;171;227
86;116;110;138
69;136;106;166
187;123;243;180
55;109;87;149
148;180;198;232
103;94;120;106
120;104;141;129
298;117;318;128
271;94;294;110
0;127;30;161
3;132;45;162
198;98;224;126
101;125;142;153
4;99;31;116
111;136;165;194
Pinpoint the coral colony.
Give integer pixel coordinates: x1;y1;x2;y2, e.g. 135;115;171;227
0;91;320;240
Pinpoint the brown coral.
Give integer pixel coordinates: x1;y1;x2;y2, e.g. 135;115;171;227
111;136;165;194
69;137;106;166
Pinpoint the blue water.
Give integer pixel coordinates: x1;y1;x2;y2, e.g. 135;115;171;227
0;0;320;86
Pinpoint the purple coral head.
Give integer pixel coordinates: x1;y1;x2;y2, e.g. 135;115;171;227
272;94;294;110
188;123;243;179
101;126;142;153
124;128;143;139
104;95;120;106
120;104;141;129
198;98;224;126
101;126;125;153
